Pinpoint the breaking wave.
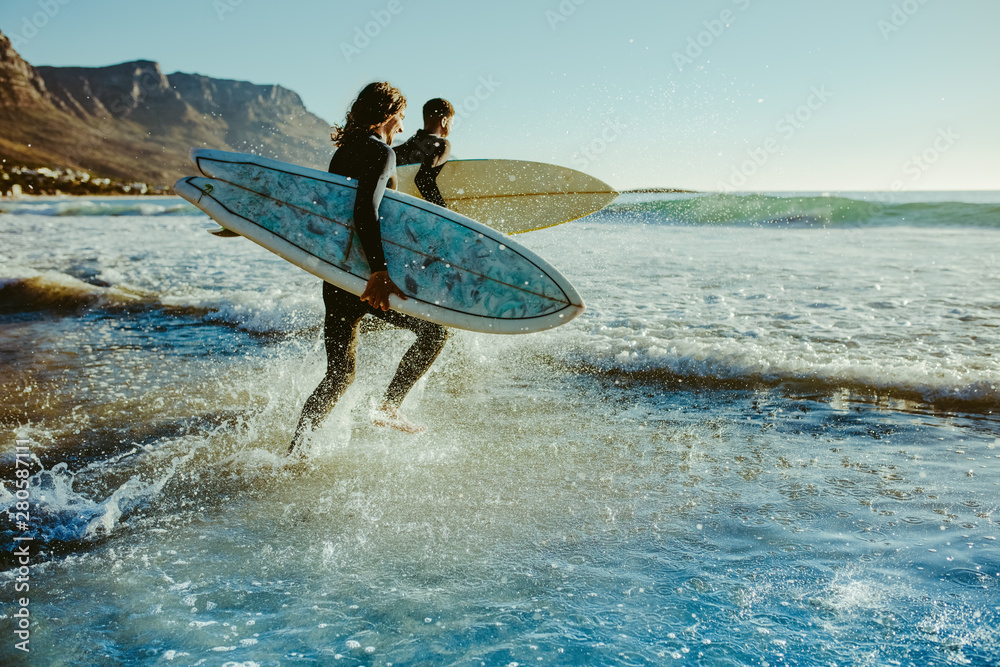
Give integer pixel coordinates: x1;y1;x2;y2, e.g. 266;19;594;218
603;193;1000;228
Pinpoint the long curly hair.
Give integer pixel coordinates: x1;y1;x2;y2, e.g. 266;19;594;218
331;82;407;147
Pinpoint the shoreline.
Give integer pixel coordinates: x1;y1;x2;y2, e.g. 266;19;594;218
0;193;180;201
1;164;172;198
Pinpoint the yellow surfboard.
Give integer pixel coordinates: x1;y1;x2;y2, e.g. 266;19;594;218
396;159;618;235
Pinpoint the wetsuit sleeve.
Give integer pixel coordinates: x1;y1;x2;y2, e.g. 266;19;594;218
414;138;450;208
353;143;395;274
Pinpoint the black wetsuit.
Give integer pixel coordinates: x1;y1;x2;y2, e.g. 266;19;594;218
393;129;451;208
293;134;449;443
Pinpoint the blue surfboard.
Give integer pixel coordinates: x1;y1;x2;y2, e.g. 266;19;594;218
173;149;585;334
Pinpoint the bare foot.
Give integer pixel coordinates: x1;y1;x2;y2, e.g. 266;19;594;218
372;404;427;434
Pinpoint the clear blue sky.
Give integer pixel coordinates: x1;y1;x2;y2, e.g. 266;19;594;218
2;0;998;191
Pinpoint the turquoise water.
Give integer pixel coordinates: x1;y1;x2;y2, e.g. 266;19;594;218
1;192;999;665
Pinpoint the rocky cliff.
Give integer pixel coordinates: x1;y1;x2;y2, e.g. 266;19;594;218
0;30;332;187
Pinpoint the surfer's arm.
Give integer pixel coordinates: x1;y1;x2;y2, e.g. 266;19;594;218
353;145;395;274
355;143;407;311
415;164;447;208
414;137;450;208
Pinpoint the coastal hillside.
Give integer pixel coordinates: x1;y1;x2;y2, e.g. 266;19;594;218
0;30;332;188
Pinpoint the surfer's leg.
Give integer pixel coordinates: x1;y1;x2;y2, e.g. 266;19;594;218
289;284;364;452
376;312;450;407
369;316;447;433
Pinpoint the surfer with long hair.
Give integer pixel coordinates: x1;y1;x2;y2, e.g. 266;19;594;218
290;82;449;453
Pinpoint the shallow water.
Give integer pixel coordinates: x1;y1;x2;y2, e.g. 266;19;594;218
1;192;999;665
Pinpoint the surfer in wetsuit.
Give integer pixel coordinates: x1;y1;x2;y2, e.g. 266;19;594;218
392;98;454;208
289;82;449;454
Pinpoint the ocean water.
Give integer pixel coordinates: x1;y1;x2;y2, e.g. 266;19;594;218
1;191;999;666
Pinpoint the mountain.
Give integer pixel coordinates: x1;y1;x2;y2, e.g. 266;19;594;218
0;30;333;186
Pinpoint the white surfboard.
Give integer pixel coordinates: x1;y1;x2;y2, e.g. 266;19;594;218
396;159;617;234
174;149;585;334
